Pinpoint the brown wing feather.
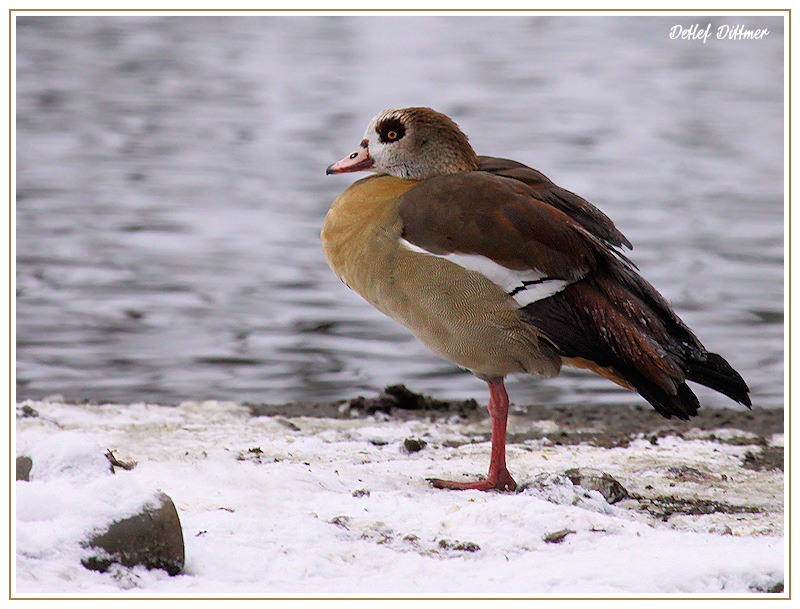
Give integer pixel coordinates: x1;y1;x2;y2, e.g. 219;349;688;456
477;156;632;250
397;170;596;280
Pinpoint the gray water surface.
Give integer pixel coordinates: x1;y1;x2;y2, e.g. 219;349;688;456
16;15;784;410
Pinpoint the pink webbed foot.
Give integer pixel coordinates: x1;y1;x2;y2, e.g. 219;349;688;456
427;469;517;492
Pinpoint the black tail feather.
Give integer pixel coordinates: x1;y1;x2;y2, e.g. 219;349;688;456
684;352;752;408
634;378;700;421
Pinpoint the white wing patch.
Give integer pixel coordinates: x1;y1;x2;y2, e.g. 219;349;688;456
400;238;569;307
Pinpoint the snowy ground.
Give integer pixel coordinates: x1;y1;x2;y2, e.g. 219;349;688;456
14;397;784;597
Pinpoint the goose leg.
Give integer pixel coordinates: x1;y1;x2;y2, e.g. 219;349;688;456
428;380;517;491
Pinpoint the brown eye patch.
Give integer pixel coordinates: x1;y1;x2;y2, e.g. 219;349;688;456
376;117;406;143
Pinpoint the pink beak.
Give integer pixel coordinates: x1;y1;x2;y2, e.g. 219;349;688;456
326;139;375;174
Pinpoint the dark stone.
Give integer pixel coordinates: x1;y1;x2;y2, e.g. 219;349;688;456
543;528;575;544
16;456;33;481
17;405;39;419
564;468;628;504
82;492;185;576
666;466;716;482
402;438;427;453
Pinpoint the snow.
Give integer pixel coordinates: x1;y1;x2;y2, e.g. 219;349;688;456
14;398;785;597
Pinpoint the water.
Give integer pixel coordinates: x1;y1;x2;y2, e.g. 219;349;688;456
15;15;784;410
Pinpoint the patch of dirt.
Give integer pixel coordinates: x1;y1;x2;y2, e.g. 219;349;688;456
742;446;784;471
247;384;784;452
437;539;481;552
631;493;762;522
749;581;784;594
247;384;480;421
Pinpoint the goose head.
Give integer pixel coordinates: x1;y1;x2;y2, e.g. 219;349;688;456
326;107;480;180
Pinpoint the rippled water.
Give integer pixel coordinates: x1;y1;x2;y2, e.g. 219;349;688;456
15;15;784;410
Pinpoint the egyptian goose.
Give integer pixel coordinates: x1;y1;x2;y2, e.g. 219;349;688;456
322;107;751;492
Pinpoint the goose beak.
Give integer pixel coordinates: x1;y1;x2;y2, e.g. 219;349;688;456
326;140;374;174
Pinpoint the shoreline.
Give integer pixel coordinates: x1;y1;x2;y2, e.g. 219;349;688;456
247;384;783;464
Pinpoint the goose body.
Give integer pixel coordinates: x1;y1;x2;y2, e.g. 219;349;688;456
323;107;751;491
322;173;561;382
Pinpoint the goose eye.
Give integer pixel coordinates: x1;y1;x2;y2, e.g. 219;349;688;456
377;118;406;143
